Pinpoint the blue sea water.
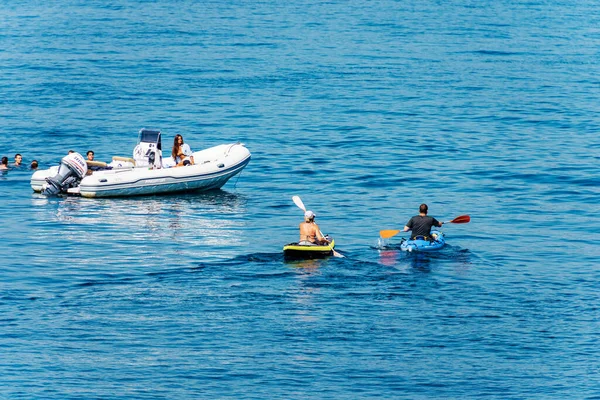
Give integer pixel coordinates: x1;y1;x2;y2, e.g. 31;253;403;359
1;0;600;398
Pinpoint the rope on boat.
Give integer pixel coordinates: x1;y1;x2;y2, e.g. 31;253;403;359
232;167;243;189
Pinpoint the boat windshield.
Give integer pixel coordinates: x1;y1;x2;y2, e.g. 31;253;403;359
138;129;161;150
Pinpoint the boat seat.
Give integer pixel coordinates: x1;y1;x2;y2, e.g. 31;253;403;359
411;235;428;240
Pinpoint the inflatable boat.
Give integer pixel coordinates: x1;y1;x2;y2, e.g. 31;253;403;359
31;129;251;198
283;238;336;260
400;231;445;252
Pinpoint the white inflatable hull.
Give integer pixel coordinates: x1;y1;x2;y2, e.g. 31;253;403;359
31;143;251;198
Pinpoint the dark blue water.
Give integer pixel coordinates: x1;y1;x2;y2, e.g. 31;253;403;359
2;1;600;398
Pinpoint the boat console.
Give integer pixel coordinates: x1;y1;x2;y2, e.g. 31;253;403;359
133;129;162;169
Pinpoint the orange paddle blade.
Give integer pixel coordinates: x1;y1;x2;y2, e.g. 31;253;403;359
380;229;401;239
448;215;470;224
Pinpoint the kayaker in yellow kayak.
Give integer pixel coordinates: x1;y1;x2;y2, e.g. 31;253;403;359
299;210;330;245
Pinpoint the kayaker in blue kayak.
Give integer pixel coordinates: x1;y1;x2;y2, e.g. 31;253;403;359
403;204;443;240
299;210;329;245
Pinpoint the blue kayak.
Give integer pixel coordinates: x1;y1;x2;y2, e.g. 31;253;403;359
400;230;445;252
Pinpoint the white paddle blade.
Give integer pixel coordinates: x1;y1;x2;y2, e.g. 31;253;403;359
292;195;306;212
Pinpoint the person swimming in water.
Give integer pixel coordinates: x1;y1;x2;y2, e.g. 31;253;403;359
13;153;22;167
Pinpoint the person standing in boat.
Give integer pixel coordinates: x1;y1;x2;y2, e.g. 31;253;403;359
299;210;329;245
172;134;195;167
403;203;443;240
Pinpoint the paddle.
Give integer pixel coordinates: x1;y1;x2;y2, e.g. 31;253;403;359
379;215;471;239
292;195;344;258
444;215;470;224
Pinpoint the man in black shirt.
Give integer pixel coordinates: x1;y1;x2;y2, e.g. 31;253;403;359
403;204;443;240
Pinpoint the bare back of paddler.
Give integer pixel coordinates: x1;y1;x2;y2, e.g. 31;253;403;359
299;210;327;245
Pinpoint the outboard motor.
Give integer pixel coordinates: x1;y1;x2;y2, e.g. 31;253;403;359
42;152;88;195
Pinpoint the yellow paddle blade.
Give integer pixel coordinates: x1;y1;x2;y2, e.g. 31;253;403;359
380;229;401;239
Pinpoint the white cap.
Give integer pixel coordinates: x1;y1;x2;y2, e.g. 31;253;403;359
304;210;316;219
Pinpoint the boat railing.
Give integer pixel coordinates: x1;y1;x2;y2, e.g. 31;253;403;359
225;142;243;156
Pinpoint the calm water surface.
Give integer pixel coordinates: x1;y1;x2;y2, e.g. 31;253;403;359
1;1;599;398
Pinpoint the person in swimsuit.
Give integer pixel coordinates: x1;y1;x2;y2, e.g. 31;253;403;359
298;210;329;245
171;134;195;167
403;203;443;240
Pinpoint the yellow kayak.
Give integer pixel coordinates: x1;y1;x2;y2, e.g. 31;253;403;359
283;239;336;260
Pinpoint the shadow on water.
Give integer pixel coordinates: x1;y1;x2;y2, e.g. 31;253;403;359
148;250;350;280
192;251;344;271
72;244;475;299
27;189;252;262
30;189;247;227
31;187;247;207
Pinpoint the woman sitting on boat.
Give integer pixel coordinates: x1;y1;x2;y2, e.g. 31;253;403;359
172;134;195;167
299;211;330;245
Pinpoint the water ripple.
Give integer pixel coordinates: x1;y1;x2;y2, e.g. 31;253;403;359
1;0;600;398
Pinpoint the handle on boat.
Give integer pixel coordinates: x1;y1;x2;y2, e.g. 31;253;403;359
292;195;344;258
379;215;470;239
